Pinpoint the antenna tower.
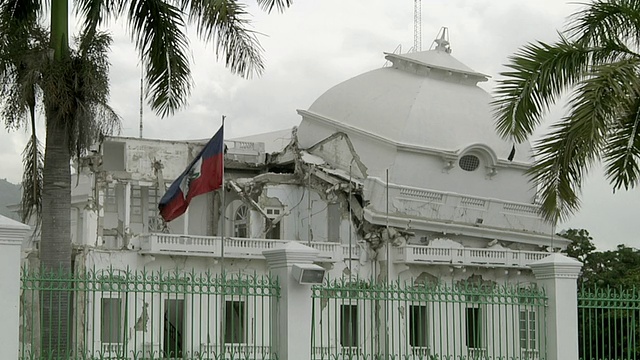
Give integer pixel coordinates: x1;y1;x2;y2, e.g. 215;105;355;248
413;0;422;52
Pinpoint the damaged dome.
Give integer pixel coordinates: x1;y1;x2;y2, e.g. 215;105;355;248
296;43;537;203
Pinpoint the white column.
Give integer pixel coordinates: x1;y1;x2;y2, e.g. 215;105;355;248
124;181;132;228
0;216;31;359
529;253;582;360
263;242;320;360
84;207;98;247
184;208;189;235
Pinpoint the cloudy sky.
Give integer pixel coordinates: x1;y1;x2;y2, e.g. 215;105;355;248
1;0;638;249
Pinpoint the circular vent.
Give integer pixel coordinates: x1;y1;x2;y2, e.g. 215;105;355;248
459;155;480;171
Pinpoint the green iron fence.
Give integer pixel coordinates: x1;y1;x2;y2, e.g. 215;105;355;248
578;287;640;360
311;277;547;360
20;266;280;360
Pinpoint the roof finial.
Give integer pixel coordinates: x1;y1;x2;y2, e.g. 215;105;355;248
432;27;451;54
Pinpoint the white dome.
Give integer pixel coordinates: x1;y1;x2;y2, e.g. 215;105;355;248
302;49;531;162
296;47;536;202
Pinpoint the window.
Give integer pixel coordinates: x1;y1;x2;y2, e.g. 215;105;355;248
265;208;282;240
340;304;358;347
520;310;536;350
102;141;125;171
101;298;123;343
327;203;340;242
234;205;249;238
130;185;142;223
409;305;429;348
459;155;480;172
147;186;165;232
225;301;246;343
465;307;482;349
104;183;117;213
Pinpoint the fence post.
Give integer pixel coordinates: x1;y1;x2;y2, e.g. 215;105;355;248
0;215;31;359
263;242;320;360
529;253;582;360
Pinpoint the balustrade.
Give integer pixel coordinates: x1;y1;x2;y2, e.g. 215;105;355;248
139;233;549;269
139;233;345;261
396;245;549;268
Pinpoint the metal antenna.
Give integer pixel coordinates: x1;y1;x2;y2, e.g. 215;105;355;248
413;0;422;52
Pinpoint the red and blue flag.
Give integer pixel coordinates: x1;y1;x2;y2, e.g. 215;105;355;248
159;126;224;222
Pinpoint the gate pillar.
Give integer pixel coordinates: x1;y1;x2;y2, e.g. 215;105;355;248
263;242;321;360
530;253;582;360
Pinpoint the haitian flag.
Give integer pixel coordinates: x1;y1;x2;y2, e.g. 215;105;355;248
159;126;224;222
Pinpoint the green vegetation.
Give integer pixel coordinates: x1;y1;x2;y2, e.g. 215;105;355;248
564;228;640;360
561;228;640;288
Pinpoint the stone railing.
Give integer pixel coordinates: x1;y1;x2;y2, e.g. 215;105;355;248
199;344;274;359
138;233;346;262
100;343;124;355
364;177;553;236
138;233;547;268
395;245;549;268
224;140;266;164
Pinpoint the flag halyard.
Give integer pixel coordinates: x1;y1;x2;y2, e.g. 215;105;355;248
159;126;224;222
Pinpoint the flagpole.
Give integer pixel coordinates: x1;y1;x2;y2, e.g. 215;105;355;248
307;166;312;246
220;115;226;276
385;169;390;359
348;160;353;275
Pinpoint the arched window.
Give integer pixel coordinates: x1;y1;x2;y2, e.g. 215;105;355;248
234;205;250;238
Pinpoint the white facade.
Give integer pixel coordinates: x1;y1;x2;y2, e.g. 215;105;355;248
22;43;569;359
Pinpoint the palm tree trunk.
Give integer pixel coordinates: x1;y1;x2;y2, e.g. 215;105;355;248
40;118;72;356
40;0;72;356
50;0;68;61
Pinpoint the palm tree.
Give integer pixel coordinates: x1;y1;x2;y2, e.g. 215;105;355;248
0;5;48;229
493;0;640;224
1;0;292;356
2;6;121;354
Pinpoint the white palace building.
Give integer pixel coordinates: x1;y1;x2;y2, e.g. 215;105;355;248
19;36;566;360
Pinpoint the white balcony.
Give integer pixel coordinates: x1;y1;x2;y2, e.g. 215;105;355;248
138;233;360;262
363;177;557;244
138;233;548;269
395;245;549;268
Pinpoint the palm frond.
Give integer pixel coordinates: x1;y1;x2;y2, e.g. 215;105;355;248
567;0;640;51
528;120;582;223
493;37;593;143
39;30;121;159
126;0;192;117
527;57;640;221
0;82;30;129
20;133;43;228
186;0;264;78
255;0;293;13
0;12;48;131
0;0;42;26
70;31;121;157
75;0;124;38
603;97;640;190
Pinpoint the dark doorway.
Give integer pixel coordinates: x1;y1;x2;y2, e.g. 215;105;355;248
163;299;184;358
